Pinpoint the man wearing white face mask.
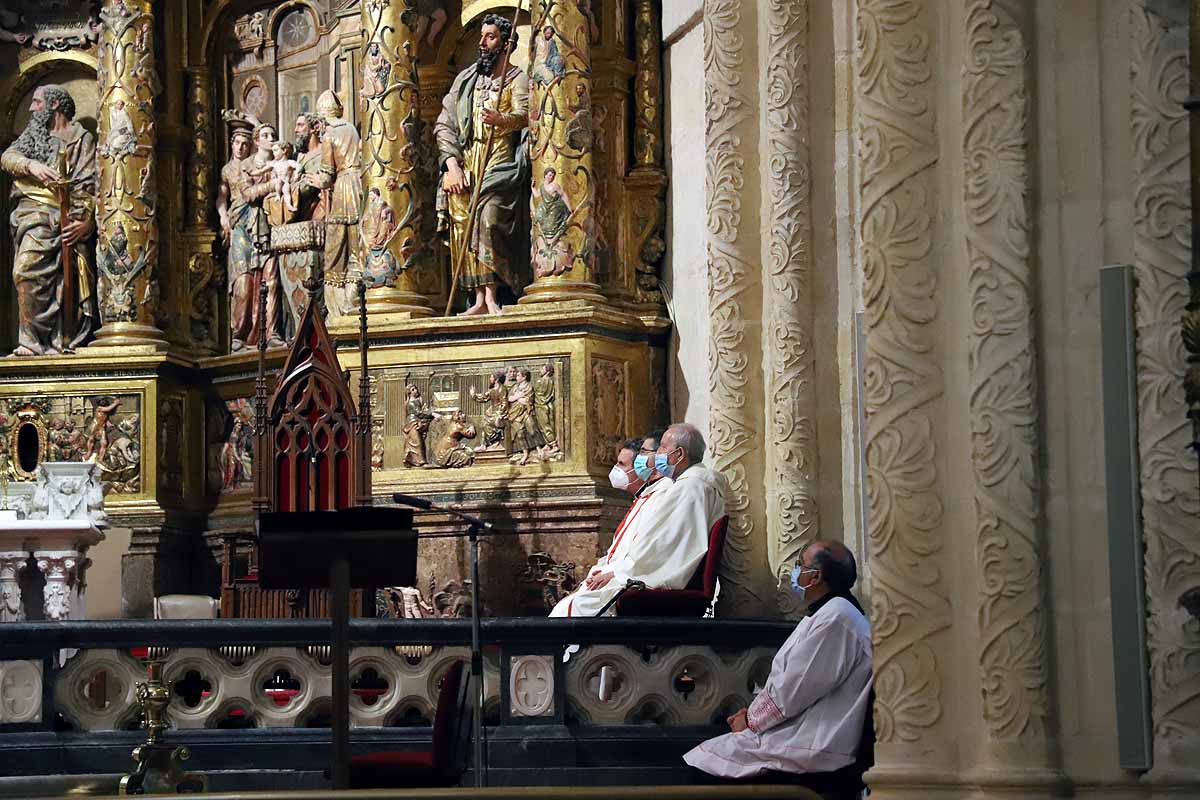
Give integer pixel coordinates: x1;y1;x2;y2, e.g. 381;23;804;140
684;541;874;800
549;436;673;616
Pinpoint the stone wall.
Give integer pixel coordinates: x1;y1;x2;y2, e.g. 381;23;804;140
664;0;1200;796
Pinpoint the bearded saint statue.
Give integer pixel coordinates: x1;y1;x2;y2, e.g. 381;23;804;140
435;13;531;316
1;85;97;356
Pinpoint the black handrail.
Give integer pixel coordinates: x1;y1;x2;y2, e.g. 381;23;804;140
0;617;795;652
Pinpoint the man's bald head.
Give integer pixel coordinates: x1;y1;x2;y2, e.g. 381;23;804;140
801;540;857;595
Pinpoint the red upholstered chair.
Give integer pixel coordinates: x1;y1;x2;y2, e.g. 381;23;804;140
615;515;729;617
347;660;472;789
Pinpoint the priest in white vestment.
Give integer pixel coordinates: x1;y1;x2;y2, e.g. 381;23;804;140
550;423;725;617
684;541;873;799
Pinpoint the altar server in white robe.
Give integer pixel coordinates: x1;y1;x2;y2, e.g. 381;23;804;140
684;541;873;799
550;423;724;617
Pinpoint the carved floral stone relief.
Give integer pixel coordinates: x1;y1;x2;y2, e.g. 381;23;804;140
1130;1;1200;765
855;0;951;745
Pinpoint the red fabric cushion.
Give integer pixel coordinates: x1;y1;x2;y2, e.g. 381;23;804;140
615;516;729;617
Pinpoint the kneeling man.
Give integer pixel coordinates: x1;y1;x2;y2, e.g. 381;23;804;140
684;541;873;799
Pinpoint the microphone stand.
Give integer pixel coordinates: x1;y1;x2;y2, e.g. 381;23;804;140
394;494;516;789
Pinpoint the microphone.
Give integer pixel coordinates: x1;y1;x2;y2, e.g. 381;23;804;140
391;493;434;510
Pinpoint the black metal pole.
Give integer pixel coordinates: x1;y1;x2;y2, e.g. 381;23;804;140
469;523;485;789
1187;1;1200;491
329;553;350;790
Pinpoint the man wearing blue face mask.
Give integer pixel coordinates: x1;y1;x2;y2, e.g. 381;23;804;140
684;541;874;799
549;434;675;616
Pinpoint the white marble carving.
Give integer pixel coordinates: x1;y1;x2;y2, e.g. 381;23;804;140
29;462;107;527
509;655;554;717
0;553;25;622
0;661;42;724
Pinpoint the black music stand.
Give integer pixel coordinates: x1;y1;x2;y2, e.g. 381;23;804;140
258;507;417;790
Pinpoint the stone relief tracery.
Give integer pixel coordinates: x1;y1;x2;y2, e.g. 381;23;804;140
762;0;818;614
855;0;951;744
962;0;1053;749
1130;1;1200;769
704;0;767;618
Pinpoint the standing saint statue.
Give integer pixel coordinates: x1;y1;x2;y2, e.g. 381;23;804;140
435;13;531;316
275;112;331;327
310;90;362;318
1;85;97;356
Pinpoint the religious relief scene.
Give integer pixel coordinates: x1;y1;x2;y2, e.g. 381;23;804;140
0;0;1197;798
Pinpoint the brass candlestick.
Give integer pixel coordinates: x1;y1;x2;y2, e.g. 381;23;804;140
118;661;207;795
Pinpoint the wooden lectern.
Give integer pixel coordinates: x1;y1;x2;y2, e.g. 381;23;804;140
258;507;417;790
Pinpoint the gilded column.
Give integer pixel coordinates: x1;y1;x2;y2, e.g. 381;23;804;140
359;0;433;317
705;0;770;618
521;0;605;305
963;0;1059;781
854;0;953;782
623;0;668;309
91;0;168;350
1131;1;1200;779
183;67;220;353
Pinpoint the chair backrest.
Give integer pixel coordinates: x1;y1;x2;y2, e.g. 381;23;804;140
431;660;469;771
154;594;218;620
684;516;729;596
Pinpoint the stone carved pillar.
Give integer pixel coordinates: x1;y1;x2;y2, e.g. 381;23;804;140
36;554;77;621
183;67;220;353
0;553;26;622
359;0;433;317
705;0;770;618
962;0;1060;780
1130;2;1200;778
521;0;605;305
761;0;818;617
91;0;168;350
854;0;953;779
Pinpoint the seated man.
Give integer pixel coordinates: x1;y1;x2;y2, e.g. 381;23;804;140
684;541;873;800
551;422;727;617
550;435;673;616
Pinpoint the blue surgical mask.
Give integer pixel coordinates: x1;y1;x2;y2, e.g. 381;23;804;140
790;564;819;597
632;453;653;480
654;450;677;478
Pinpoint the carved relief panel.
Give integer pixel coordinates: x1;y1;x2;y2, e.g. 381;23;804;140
206;397;254;497
0;393;142;495
373;356;570;470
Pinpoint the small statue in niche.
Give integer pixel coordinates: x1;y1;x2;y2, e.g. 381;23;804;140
532;166;573;278
361;187;401;289
431;411;477;468
530;25;565;87
83;397;120;464
401;385;435;467
106;100;137;157
470;370;509;452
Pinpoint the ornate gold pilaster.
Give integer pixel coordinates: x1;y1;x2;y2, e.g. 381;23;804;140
359;0;433;318
521;0;604;305
182;68;220;354
618;0;666;311
91;0;168;350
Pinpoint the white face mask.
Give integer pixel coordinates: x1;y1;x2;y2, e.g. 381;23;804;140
608;464;631;491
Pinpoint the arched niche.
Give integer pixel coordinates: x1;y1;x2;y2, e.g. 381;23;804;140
0;51;98;356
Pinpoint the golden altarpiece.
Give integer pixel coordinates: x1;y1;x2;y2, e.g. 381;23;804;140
0;0;669;617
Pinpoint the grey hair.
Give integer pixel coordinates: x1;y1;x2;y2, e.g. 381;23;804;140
666;422;706;463
801;541;858;593
41;85;76;120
